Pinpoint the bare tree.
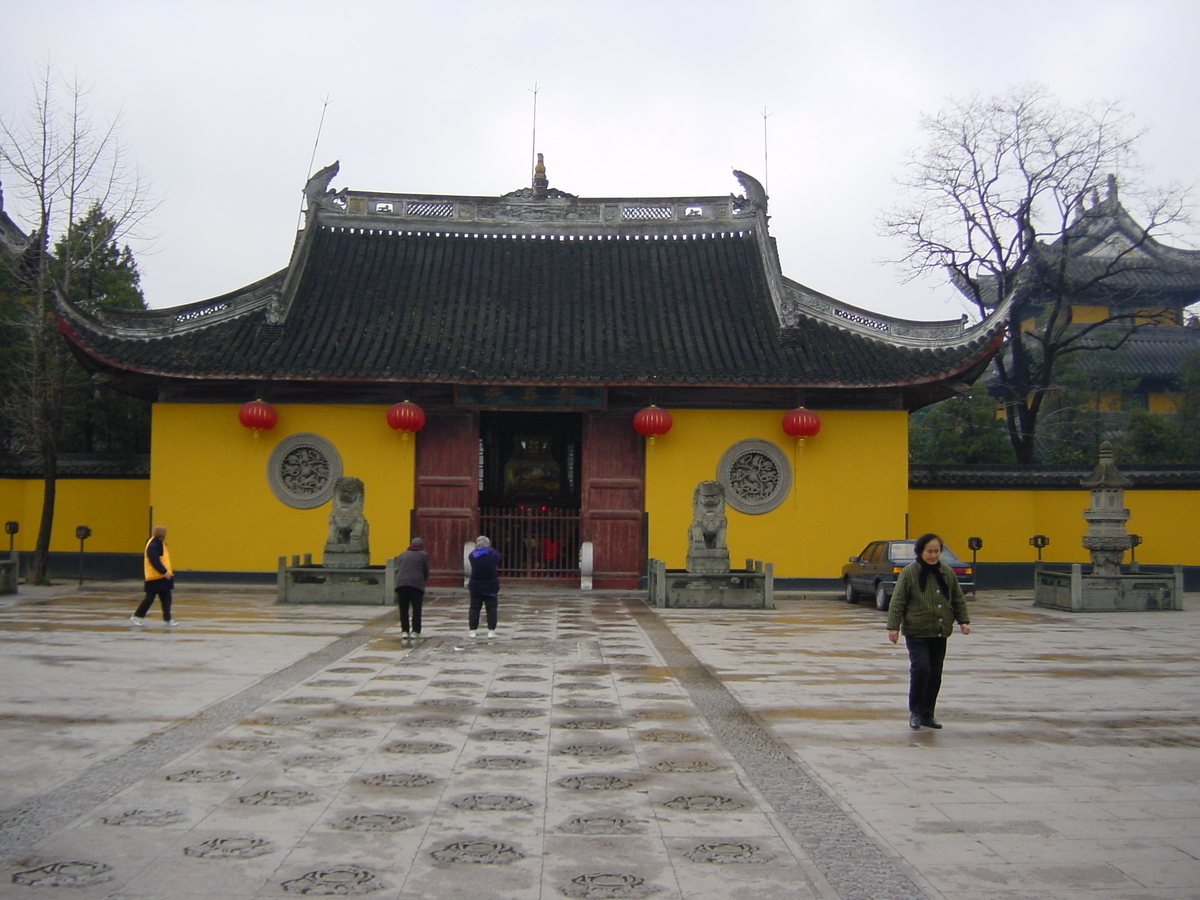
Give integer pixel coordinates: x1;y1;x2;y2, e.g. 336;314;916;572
883;84;1191;464
0;64;154;583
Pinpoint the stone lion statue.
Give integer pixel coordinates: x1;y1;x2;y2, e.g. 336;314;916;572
689;480;728;552
327;475;369;550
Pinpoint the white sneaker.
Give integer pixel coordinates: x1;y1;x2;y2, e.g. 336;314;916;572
401;631;411;638
165;619;179;627
487;630;496;639
129;616;144;626
468;630;477;638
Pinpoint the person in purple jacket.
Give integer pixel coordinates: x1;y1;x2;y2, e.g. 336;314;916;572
467;535;501;638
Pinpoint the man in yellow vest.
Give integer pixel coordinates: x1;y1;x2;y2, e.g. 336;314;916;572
130;526;176;626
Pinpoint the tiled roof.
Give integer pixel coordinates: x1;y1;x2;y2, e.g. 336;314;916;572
1068;324;1200;381
911;465;1200;490
0;453;149;479
62;227;999;389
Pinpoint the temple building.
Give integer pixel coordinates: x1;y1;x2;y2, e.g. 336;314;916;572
58;161;1008;586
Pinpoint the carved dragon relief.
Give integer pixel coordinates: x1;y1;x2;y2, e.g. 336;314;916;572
304;161;347;213
731;169;768;216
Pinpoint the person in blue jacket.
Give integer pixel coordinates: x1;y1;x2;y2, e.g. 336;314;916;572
467;535;501;638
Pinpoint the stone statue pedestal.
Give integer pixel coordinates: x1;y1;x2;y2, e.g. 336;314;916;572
686;549;730;574
323;547;369;569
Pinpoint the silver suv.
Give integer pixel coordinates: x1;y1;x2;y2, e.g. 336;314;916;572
842;539;974;610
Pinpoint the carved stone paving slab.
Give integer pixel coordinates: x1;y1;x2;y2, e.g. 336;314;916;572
286;755;345;771
215;738;280;752
558;667;608;677
327;666;375;674
361;772;435;788
473;729;541;742
483;707;541;720
432;680;481;688
356;687;413;697
430;840;524;864
557;682;606;690
497;674;547;682
312;727;375;741
374;673;424;682
278;696;336;706
558;719;620;730
245;714;313;726
101;808;185;826
331;814;415;832
557;744;625;758
650;760;719;774
418;697;475;708
337;704;409;718
620;675;671;684
489;689;547;699
663;795;744;811
638;730;699;743
629;691;677;700
239;789;319;806
558;816;644;835
685;842;776;864
11;861;113;888
560;698;617;709
306;679;353;688
451;794;534;811
501;662;547;669
166;768;239;783
469;756;538;770
556;775;633;791
558;872;659;899
442;668;486;675
607;653;650;660
404;716;465;728
383;740;455;755
282;865;386;894
348;655;394;663
184;837;275;859
631;709;689;721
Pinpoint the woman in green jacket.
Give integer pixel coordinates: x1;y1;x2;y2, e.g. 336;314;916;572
886;533;971;729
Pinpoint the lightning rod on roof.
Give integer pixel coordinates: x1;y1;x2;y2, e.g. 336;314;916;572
299;95;332;230
762;106;772;196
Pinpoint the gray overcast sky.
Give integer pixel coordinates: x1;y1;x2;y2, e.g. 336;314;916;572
2;0;1197;319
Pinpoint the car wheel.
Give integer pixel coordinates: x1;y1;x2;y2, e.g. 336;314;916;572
844;580;857;603
875;583;890;611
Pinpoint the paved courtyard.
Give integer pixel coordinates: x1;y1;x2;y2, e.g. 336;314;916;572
0;583;1196;899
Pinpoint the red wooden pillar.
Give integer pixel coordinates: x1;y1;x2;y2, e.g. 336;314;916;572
580;413;646;589
414;412;478;586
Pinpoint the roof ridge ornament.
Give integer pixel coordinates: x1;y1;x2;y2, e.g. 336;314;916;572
304;161;347;213
731;169;767;216
533;152;548;200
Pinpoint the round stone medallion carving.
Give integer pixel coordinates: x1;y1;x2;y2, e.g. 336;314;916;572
405;716;465;728
361;772;435;788
559;816;643;835
216;738;280;752
470;755;538;770
650;760;719;773
557;744;625;758
685;842;776;864
484;708;542;719
560;698;617;709
473;729;541;742
11;862;112;888
286;755;345;771
239;789;319;806
489;689;547;700
331;814;414;832
638;730;699;743
556;775;633;791
101;808;185;827
716;438;792;514
185;837;274;859
281;865;385;894
430;840;523;864
418;697;475;708
166;769;239;783
451;794;533;811
663;794;744;811
383;740;455;755
268;433;343;509
558;872;658;899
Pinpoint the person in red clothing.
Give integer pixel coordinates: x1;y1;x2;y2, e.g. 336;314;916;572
130;526;176;626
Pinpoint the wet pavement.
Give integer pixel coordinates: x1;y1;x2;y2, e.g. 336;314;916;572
0;583;1197;900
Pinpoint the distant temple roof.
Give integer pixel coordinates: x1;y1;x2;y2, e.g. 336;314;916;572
59;163;1009;411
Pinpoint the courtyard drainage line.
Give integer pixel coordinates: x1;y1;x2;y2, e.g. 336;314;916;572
629;599;930;900
0;610;398;862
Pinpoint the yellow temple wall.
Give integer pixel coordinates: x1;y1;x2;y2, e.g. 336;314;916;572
909;489;1200;566
0;477;149;553
149;403;418;572
644;409;909;579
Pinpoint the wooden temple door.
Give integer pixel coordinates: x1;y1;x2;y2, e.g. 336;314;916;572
580;413;645;589
414;412;478;586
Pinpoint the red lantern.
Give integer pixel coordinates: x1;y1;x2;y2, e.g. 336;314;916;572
238;399;277;433
633;405;673;444
387;401;426;441
782;407;821;441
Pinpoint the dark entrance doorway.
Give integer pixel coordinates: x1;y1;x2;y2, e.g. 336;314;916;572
478;412;581;579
